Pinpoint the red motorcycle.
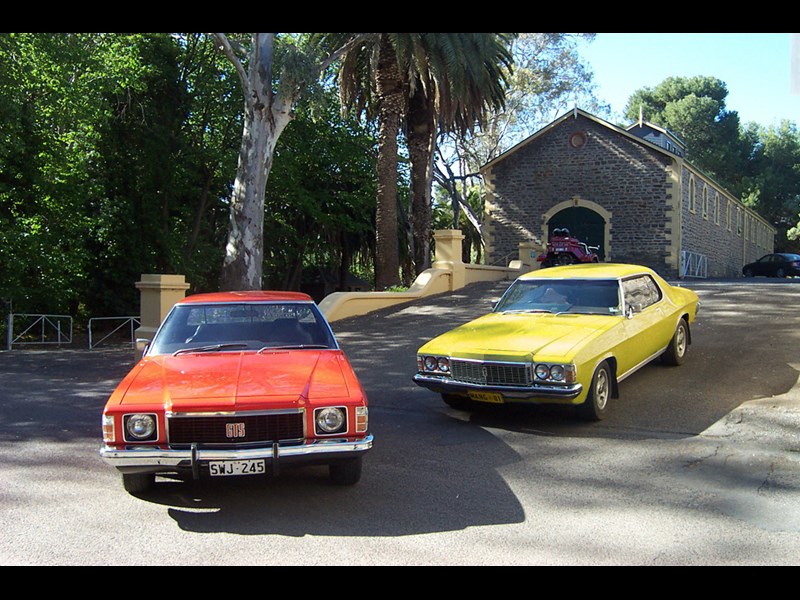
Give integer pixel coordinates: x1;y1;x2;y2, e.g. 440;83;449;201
537;229;600;268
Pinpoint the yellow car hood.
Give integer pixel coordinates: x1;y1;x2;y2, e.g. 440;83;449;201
419;312;619;362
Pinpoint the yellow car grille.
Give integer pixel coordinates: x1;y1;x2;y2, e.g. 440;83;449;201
450;360;532;387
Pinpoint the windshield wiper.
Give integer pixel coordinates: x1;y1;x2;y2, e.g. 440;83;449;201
501;309;553;314
257;344;330;353
173;343;249;356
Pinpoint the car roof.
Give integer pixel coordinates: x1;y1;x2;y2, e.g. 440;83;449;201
177;291;314;305
518;263;655;281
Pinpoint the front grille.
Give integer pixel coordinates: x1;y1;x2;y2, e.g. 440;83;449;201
450;360;532;387
168;411;304;447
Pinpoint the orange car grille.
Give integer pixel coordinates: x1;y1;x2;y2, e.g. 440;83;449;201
168;412;305;447
450;360;532;387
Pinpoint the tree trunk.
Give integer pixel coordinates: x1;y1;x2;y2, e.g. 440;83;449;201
218;34;292;292
220;109;274;290
374;35;404;290
407;87;436;276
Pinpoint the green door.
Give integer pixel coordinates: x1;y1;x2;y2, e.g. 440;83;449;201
548;207;606;261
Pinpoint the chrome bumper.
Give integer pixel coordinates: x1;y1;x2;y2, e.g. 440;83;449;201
412;373;583;401
100;435;373;476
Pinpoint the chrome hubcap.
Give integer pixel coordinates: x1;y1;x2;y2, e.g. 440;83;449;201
595;369;609;410
676;326;687;357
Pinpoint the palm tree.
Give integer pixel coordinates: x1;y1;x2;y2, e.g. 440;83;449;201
399;33;514;274
315;33;514;286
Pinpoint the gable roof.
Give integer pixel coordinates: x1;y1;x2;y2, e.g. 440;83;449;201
481;107;682;172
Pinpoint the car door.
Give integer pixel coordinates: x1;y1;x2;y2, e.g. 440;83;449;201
760;255;778;276
617;275;674;377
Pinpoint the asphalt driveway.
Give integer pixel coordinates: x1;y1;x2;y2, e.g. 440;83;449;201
1;278;799;565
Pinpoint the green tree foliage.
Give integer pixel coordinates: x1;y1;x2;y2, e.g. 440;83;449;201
625;76;751;192
0;32;377;324
0;33;147;315
743;121;800;251
261;91;377;293
626;75;800;251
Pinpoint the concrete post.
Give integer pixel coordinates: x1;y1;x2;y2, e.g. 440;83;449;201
519;241;541;270
135;274;191;345
432;230;466;290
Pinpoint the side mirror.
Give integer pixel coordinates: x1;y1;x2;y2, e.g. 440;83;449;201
626;306;636;320
136;338;151;356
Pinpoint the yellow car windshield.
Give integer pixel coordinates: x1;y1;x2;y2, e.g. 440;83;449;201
495;279;622;316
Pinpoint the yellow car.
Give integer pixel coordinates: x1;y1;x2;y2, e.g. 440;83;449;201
413;264;700;420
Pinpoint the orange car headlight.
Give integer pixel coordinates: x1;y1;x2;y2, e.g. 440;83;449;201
123;414;158;442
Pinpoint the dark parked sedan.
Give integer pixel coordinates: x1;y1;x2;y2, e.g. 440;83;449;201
743;253;800;278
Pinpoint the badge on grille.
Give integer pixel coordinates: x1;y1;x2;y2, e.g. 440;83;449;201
226;423;246;439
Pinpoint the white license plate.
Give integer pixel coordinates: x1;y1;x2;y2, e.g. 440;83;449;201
209;460;266;477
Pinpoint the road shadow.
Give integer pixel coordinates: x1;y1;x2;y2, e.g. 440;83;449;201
132;406;527;537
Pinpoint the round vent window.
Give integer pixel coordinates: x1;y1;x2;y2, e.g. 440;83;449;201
569;132;587;149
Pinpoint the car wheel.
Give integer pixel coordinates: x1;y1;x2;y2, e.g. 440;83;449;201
442;394;473;411
329;457;363;486
578;361;611;421
122;472;154;494
743;268;754;277
776;268;786;278
662;318;689;366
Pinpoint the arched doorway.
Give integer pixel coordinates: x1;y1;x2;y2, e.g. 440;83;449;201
547;206;607;261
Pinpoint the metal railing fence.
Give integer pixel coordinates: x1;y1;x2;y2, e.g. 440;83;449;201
681;251;709;279
87;317;141;350
6;314;73;350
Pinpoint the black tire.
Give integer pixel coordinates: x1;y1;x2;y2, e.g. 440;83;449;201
122;472;154;494
662;318;689;366
329;457;363;486
442;394;473;411
776;268;786;278
743;268;754;277
578;361;612;421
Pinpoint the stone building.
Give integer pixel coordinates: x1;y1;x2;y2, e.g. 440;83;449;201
481;108;775;278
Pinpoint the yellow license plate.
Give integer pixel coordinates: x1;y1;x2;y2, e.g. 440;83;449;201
469;391;504;404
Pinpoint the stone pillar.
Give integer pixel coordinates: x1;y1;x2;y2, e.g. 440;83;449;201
519;241;541;270
135;274;191;344
432;230;466;290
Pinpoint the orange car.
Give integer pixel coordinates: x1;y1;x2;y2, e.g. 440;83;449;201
100;291;372;493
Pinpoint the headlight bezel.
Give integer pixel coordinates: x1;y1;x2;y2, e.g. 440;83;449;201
314;406;348;436
533;363;576;385
123;413;158;443
419;354;451;375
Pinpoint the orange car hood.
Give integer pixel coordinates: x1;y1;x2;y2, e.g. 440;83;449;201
118;350;351;410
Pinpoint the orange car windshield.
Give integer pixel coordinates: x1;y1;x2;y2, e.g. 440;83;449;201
149;302;337;356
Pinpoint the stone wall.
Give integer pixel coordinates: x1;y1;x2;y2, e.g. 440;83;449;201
482;111;775;279
681;166;774;278
484;114;677;277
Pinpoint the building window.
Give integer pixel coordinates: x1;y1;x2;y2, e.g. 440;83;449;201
702;186;709;220
737;208;742;236
714;193;720;225
727;201;732;231
689;177;696;213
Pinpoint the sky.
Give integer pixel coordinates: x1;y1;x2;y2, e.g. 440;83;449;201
577;33;799;128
